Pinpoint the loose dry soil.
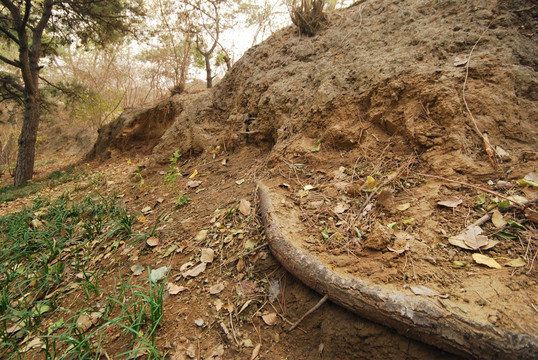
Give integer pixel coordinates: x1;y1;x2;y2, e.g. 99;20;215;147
1;0;537;359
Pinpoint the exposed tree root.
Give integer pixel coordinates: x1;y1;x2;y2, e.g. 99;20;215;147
257;182;537;360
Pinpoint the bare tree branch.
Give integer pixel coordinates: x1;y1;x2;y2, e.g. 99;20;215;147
0;54;20;68
0;23;20;44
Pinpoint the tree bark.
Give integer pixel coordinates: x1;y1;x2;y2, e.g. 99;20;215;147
256;182;537;360
8;0;53;186
204;52;212;88
14;91;39;186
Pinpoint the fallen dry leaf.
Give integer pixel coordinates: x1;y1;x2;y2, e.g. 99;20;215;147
22;337;43;352
30;219;42;228
180;261;194;272
209;283;225;295
201;248;215;263
504;258;526;268
141;206;152;214
251;344;262;360
462;226;489;250
387;242;409;255
76;315;93;332
437;198;462;208
146;236;159;247
183;262;206;278
186;180;202;188
167;283;188;295
454;54;468;66
214;299;224;311
239;199;251;216
491;209;507;228
210;344;225;358
243;339;254;347
236;258;245;272
131;264;144;276
334;202;349;214
195;229;209;242
150;266;168;282
472;253;501;269
483;133;496;168
449;225;488;250
186;344;196;358
396;203;411;211
262;313;278;326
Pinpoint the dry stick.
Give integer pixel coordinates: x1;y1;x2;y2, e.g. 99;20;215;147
472;198;538;227
268;301;308;334
462;19;499;165
222;242;269;266
287;294;329;333
418;173;526;208
229;311;240;346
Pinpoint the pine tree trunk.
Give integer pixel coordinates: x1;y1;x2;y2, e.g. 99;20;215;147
14;89;39;186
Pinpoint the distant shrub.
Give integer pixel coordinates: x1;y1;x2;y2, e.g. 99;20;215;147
287;0;329;36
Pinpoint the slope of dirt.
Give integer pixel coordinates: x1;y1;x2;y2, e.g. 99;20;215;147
95;1;537;176
4;1;536;359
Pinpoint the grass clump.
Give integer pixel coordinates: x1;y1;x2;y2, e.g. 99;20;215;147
0;165;84;203
0;192;165;359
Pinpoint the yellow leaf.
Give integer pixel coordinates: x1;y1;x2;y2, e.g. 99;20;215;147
189;169;198;178
472;253;501;269
397;203;410;211
491;209;506;228
262;313;278;326
505;258;526;268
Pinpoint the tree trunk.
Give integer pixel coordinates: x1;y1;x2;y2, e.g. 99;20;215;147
14;88;39;186
205;53;212;88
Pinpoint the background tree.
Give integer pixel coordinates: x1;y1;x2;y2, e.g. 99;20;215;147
184;0;236;88
0;0;143;186
144;0;194;94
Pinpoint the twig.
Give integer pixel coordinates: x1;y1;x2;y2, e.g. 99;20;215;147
268;301;306;334
513;5;535;12
472;198;538;227
527;247;537;275
418;173;525;208
462;19;498;166
287;294;329;333
223;242;268;266
229;311;240;346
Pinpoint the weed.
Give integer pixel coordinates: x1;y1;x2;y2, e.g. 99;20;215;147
133;166;146;190
0;192;148;359
175;193;190;208
0;165;83;203
164;150;181;188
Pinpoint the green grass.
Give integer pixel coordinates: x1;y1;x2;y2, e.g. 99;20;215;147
0;165;84;203
0;192;166;359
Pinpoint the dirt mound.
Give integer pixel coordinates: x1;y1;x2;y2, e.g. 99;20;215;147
93;1;537;177
86;92;207;161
